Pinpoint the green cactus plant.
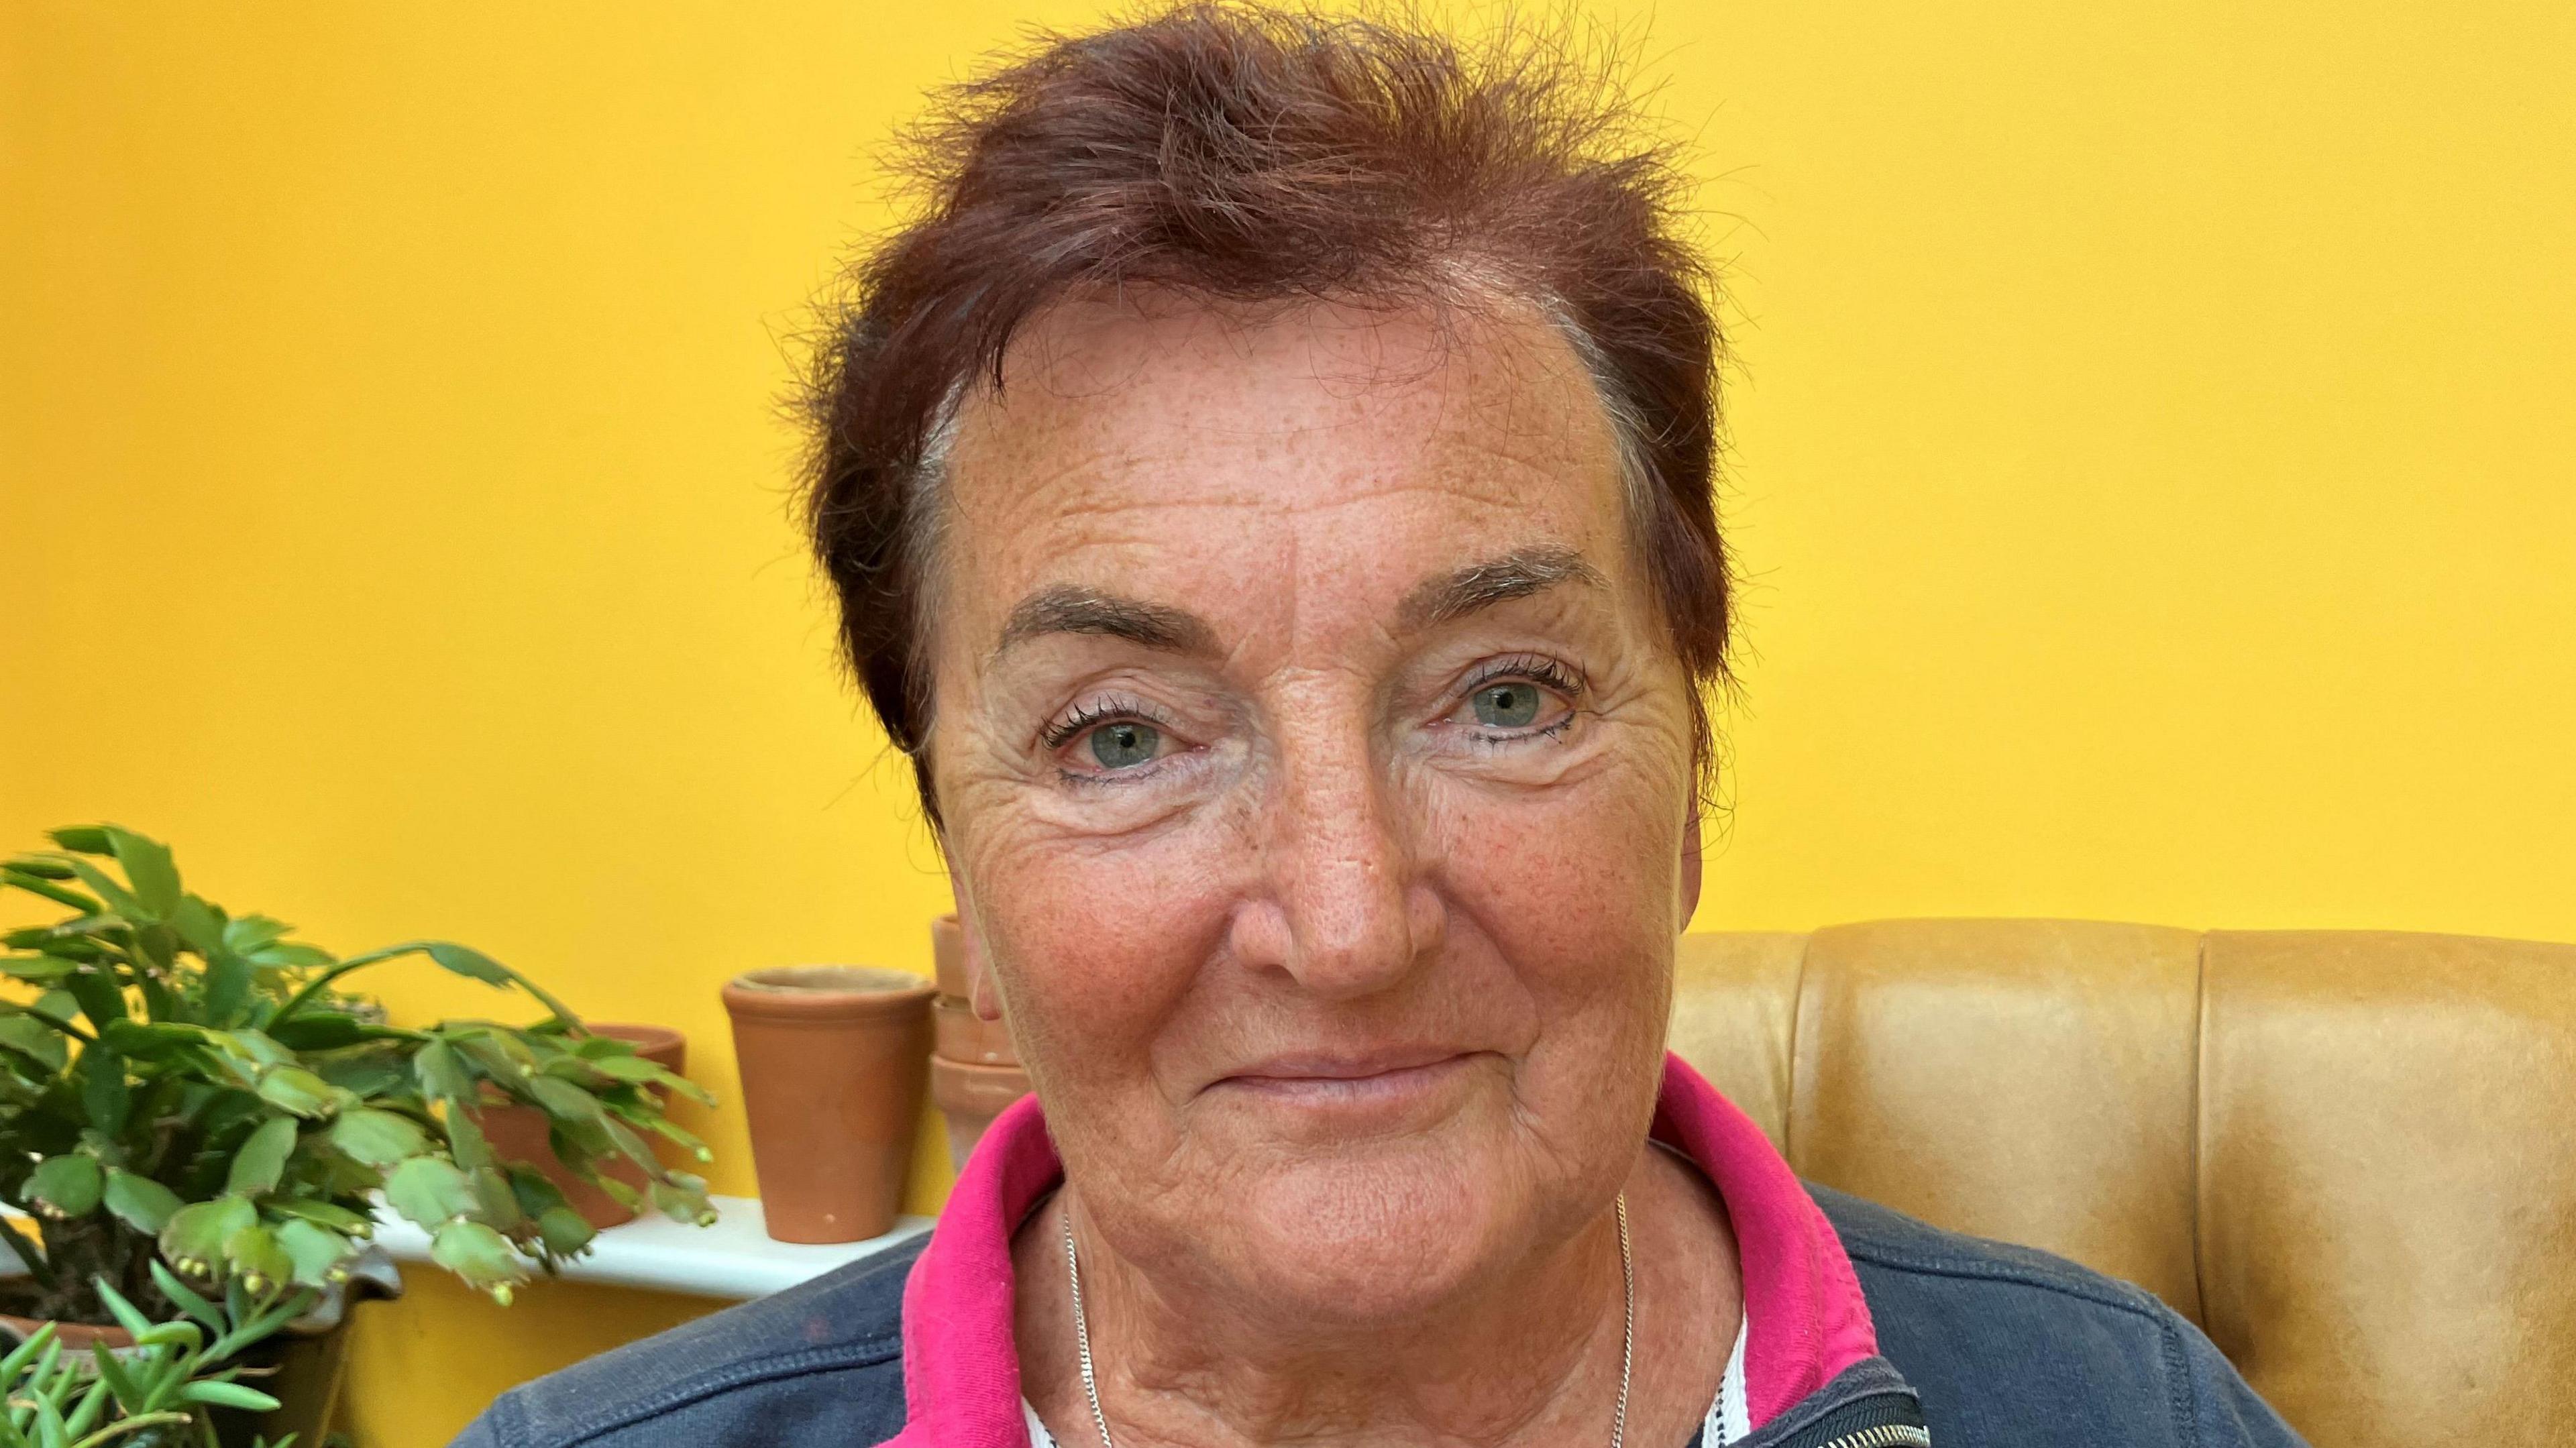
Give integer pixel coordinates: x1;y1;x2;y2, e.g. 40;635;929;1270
0;826;716;1329
2;1271;304;1447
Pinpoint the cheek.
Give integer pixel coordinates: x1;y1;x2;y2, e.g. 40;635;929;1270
1423;757;1684;1027
960;810;1238;1097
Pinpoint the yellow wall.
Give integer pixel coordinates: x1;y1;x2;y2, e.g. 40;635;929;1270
3;2;2569;1444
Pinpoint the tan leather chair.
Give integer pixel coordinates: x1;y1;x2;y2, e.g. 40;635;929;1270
1669;920;2576;1447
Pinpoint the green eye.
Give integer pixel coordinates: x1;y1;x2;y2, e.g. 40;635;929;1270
1470;681;1544;729
1089;721;1162;769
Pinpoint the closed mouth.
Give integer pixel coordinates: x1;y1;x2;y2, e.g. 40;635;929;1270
1210;1048;1485;1100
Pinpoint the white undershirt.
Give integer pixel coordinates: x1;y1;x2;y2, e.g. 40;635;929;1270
1022;1312;1752;1447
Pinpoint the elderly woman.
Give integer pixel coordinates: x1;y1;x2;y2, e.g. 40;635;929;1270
462;9;2302;1448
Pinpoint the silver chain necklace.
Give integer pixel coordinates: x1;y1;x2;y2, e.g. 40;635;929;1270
1063;1192;1636;1448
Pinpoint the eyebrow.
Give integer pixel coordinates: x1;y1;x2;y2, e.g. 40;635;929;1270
994;586;1221;658
990;545;1604;661
1396;545;1607;631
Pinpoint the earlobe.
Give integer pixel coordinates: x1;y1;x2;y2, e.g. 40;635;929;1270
1678;802;1704;930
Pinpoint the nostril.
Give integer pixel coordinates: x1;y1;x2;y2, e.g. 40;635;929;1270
1225;897;1297;975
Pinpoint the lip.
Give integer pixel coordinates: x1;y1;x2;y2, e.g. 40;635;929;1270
1216;1045;1479;1087
1199;1048;1496;1131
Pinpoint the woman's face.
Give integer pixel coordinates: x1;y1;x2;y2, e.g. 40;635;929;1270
928;291;1697;1323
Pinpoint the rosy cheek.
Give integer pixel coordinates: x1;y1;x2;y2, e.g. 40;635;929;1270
1431;783;1674;1001
978;823;1239;1087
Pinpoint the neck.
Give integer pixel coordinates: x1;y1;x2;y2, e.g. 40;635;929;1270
1014;1148;1735;1448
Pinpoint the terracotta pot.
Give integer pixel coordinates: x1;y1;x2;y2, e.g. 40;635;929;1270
931;913;970;1001
470;1023;686;1231
932;996;1018;1067
930;1056;1033;1172
0;1313;131;1351
723;966;933;1243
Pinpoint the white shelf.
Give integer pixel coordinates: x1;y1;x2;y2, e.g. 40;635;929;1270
370;1195;930;1300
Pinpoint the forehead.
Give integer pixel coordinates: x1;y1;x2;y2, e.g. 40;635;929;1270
935;290;1631;645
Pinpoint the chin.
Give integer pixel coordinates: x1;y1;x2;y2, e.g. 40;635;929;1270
1207;1142;1536;1325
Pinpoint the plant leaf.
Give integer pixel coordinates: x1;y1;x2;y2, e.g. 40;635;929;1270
264;1199;372;1235
56;858;141;922
224;1116;299;1196
158;1194;256;1278
264;1012;374;1052
99;1018;201;1061
326;1108;429;1168
0;1318;58;1378
148;1261;225;1332
0;953;75;984
424;942;581;1024
166;894;225;956
525;1075;604;1122
101;1169;185;1234
62;1372;112;1439
274;1217;354;1289
86;1343;145;1416
0;1013;68;1070
384;1156;478;1229
201;947;254;1027
178;1380;282;1412
62;967;128;1031
584;1054;670;1083
222;1222;292;1290
102;828;180;919
254;1066;335;1117
79;1043;129;1137
504;1164;570;1219
429;1219;524;1302
444;1109;494;1173
46;827;111;856
421;942;511;987
25;1155;103;1217
1;870;101;914
92;1278;156;1341
219;915;293;956
469;1166;522;1229
412;1039;476;1101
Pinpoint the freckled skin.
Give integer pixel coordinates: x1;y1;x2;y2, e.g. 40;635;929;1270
928;292;1739;1447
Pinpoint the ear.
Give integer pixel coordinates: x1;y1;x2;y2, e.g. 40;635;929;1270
1678;800;1705;930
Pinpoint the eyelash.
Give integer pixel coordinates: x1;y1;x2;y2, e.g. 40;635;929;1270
1040;697;1162;752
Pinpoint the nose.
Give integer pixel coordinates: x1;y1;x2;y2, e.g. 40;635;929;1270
1231;724;1444;997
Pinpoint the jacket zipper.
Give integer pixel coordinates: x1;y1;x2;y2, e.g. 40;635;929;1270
1811;1427;1931;1448
1767;1390;1931;1448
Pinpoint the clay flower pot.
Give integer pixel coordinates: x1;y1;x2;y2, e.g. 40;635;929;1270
470;1023;686;1231
0;1315;131;1351
927;914;1032;1169
932;913;971;1001
932;997;1018;1067
722;966;933;1243
930;1056;1033;1172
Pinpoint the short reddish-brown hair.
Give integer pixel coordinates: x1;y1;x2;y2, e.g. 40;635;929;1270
802;3;1731;818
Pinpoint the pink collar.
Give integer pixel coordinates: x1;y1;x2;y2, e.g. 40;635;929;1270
892;1053;1878;1445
